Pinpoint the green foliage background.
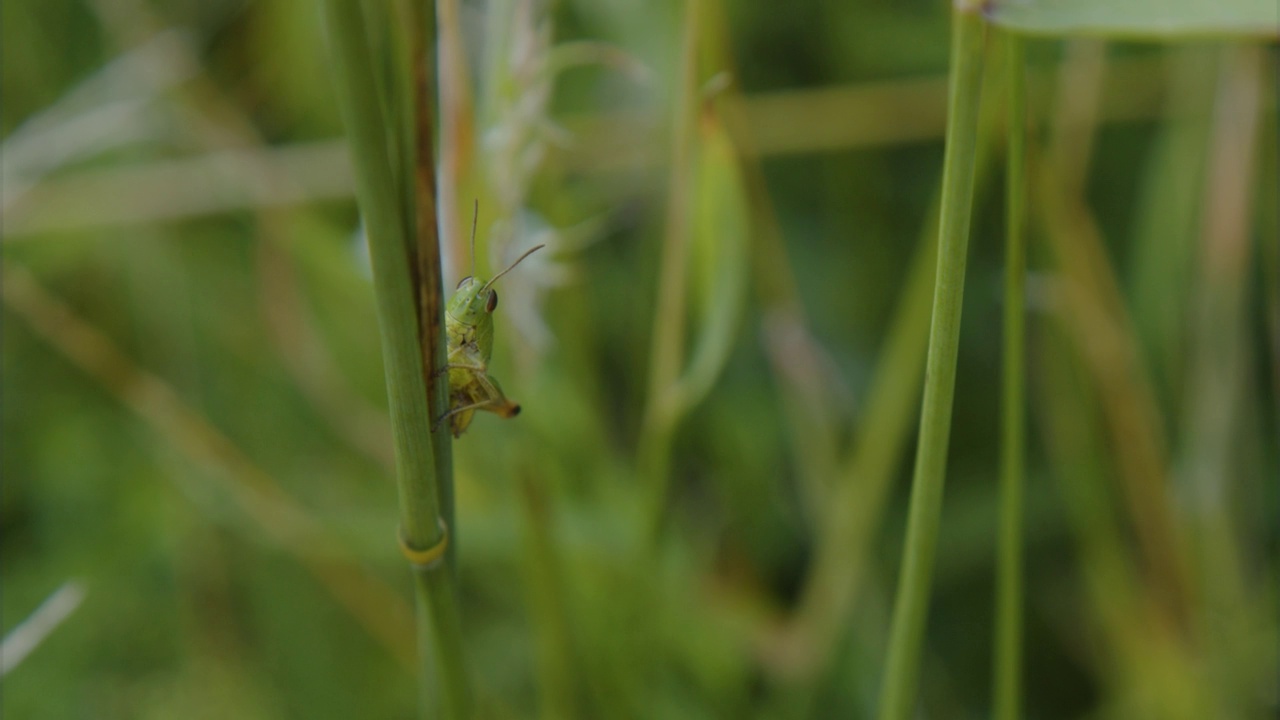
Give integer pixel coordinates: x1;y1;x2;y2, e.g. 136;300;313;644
3;0;1276;718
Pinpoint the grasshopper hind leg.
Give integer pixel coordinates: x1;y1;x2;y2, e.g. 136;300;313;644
433;372;521;437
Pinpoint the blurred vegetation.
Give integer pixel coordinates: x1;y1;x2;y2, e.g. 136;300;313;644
3;0;1277;719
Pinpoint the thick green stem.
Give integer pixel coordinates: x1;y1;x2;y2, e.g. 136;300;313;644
320;0;471;716
876;7;986;720
993;29;1026;720
399;0;457;573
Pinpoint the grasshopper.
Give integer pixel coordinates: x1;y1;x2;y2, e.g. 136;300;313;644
434;210;543;437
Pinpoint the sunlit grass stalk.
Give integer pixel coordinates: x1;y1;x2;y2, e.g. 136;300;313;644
876;7;986;720
434;0;478;266
993;29;1026;720
320;0;471;716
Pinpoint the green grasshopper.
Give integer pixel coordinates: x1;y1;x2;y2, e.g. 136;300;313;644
434;211;543;438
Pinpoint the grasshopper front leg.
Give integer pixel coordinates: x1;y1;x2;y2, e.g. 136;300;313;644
432;343;486;378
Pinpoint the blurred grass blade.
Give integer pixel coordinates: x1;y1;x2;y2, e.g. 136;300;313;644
640;0;700;528
994;29;1027;720
643;103;751;535
1040;39;1191;627
986;0;1279;39
877;7;986;719
1;581;86;676
1035;310;1152;702
517;470;581;719
1181;45;1267;719
781;202;937;681
1038;297;1212;718
674;111;750;413
1128;46;1219;401
0;263;419;666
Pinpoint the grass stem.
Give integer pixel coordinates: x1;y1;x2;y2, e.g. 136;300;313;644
876;7;986;719
321;0;471;715
993;29;1026;720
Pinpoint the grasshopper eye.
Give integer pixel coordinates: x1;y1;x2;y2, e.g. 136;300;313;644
485;290;498;313
456;276;472;290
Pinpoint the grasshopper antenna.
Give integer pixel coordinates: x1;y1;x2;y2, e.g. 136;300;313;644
469;200;479;281
483;244;545;292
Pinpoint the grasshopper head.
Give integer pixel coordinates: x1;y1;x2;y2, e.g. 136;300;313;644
446;243;545;327
447;276;499;327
